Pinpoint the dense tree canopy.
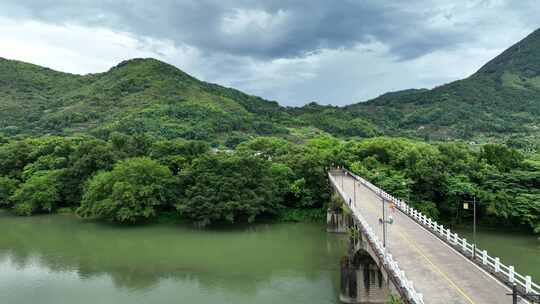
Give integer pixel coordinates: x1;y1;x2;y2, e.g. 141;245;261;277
176;153;289;226
10;170;62;215
0;133;537;233
77;157;175;223
0;176;18;206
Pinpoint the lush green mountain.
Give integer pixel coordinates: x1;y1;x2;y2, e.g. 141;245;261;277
0;58;293;145
303;29;540;147
1;28;540;149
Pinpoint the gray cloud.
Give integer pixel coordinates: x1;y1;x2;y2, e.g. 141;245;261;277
0;0;539;106
3;0;533;60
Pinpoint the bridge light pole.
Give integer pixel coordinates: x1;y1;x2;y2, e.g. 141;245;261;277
463;196;477;259
506;284;518;304
507;283;540;304
379;198;394;249
383;198;387;248
353;179;356;207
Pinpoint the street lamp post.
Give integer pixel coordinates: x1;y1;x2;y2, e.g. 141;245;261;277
382;198;387;248
464;196;477;259
353;179;356;207
379;198;394;249
506;284;518;304
473;196;476;258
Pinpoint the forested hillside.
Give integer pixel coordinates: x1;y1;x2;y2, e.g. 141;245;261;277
299;28;540;148
0;58;293;145
0;29;539;234
1;28;540;146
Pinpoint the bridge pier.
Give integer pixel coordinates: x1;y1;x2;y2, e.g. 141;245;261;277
339;231;391;304
327;208;353;233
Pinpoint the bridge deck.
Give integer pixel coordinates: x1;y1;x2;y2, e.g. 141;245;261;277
331;171;516;304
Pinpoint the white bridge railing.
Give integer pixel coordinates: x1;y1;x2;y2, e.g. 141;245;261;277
328;172;425;304
336;168;540;300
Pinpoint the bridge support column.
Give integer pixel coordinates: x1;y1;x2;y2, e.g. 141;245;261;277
340;255;358;303
327;209;352;233
339;226;391;303
340;252;390;303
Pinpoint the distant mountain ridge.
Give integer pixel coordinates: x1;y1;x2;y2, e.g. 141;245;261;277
1;28;539;146
324;28;540;143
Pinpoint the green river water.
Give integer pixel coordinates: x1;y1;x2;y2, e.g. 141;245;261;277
0;211;538;304
454;227;540;281
0;212;347;304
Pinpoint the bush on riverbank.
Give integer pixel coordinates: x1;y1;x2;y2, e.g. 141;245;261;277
77;157;176;223
11;170;62;215
176;153;289;226
0;176;18;206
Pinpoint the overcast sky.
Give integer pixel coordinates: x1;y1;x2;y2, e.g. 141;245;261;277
1;1;539;106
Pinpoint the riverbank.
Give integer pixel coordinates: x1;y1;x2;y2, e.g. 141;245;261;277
0;206;327;226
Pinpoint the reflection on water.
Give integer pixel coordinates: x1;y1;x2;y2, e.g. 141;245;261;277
0;212;347;304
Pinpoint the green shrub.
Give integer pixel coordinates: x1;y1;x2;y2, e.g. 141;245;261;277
10;170;62;215
77;157;175;223
176;153;287;226
0;176;18;206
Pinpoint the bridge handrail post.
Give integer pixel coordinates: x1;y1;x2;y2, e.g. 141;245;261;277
482;250;487;265
462;238;467;252
525;276;532;293
454;233;458;244
494;257;500;272
509;266;515;283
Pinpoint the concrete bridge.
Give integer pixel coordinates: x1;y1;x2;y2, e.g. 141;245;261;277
327;169;540;304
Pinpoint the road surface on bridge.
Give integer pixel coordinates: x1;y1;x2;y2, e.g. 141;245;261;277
331;171;520;304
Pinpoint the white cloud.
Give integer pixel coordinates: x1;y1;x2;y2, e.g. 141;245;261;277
0;17;202;76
